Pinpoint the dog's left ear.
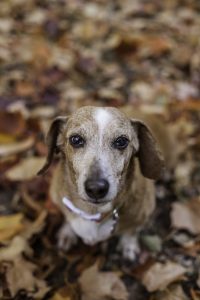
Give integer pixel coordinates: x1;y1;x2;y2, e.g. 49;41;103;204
37;116;68;175
131;119;165;180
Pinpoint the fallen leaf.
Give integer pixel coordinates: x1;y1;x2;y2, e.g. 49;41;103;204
22;210;47;240
0;133;16;144
152;284;189;300
174;160;194;189
50;285;79;300
141;261;186;292
15;80;36;97
171;198;200;234
0;236;49;298
5;156;46;181
5;257;49;299
0;136;34;157
0;236;32;261
0;214;24;242
140;234;162;253
50;294;71;300
0;111;26;137
79;264;128;300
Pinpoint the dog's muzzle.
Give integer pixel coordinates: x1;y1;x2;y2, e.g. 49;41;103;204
84;178;109;201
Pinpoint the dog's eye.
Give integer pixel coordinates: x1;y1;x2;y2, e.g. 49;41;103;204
112;136;129;150
69;135;85;148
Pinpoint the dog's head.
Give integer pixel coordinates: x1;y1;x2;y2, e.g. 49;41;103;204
38;106;164;205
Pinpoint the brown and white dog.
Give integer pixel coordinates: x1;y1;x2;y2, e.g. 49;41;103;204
38;106;172;260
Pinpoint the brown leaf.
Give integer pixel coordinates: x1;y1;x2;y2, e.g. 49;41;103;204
15;80;36;97
22;210;47;240
0;111;26;137
0;214;24;242
79;264;128;300
50;285;79;300
3;257;49;298
141;261;186;292
152;284;189;300
0;236;49;298
5;156;46;181
0;236;32;262
0;133;16;144
0;136;34;157
171;198;200;234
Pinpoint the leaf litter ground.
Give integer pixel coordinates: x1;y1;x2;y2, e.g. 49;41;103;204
0;0;200;299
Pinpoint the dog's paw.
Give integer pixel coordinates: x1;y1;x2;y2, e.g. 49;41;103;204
118;234;140;261
57;223;78;251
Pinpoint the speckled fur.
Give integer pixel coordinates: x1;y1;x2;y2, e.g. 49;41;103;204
40;106;169;255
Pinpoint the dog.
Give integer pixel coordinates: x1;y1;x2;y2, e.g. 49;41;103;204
38;106;172;260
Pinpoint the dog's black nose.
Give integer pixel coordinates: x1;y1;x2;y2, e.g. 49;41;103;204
85;179;109;200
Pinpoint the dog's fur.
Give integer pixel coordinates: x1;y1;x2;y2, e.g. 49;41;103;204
38;106;171;259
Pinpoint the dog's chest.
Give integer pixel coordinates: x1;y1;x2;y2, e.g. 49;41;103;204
70;216;116;245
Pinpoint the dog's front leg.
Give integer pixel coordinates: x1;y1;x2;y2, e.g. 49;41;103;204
57;221;78;251
118;234;140;261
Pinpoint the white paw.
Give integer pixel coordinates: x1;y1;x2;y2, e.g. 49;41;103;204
57;223;78;251
118;234;140;261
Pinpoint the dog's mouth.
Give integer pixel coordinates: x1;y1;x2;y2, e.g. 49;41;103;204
83;197;110;205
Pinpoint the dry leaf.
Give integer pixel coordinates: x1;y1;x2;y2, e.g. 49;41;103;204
22;210;47;239
4;256;49;298
50;294;71;300
0;236;49;298
15;80;36;97
79;264;128;300
50;285;79;300
0;214;24;242
0;236;32;261
0;111;26;137
5;156;46;181
0;133;16;144
171;198;200;234
152;284;189;300
0;136;34;157
141;261;186;292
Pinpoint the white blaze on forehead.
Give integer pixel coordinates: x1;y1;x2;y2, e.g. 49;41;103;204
94;108;112;143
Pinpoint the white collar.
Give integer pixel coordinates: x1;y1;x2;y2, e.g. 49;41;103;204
62;196;119;224
62;197;102;221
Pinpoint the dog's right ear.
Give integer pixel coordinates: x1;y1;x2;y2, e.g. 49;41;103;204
37;116;68;175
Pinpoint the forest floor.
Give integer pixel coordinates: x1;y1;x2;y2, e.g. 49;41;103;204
0;0;200;299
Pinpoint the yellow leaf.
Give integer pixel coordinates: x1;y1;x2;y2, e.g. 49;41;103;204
0;136;34;157
49;285;79;300
0;214;24;242
0;133;16;144
50;294;71;300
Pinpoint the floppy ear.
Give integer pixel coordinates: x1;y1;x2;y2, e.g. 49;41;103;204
131;119;165;180
37;116;68;175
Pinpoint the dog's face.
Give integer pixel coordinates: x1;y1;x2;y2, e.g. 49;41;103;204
63;107;139;204
38;106;164;206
